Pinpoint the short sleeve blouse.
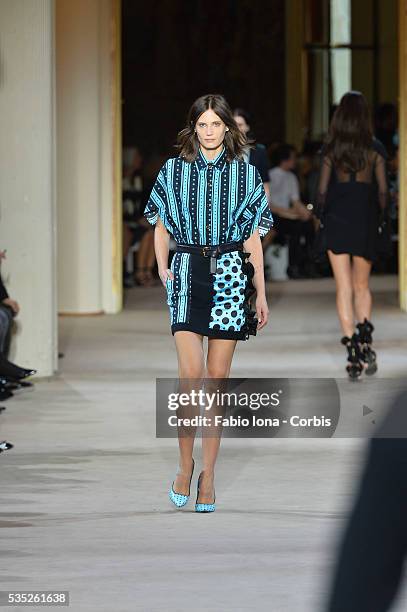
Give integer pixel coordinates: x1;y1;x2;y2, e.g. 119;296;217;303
144;146;274;245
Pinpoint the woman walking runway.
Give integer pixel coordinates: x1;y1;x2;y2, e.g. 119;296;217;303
144;94;273;511
316;91;388;379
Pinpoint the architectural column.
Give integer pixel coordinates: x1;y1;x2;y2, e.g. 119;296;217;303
399;0;407;311
378;0;398;105
0;0;57;376
285;0;306;150
56;0;122;315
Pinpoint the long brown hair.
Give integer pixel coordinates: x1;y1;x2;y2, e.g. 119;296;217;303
325;91;373;173
176;94;250;163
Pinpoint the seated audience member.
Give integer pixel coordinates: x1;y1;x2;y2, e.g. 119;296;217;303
298;140;324;207
122;148;156;287
388;146;399;233
374;103;398;158
263;144;313;278
233;108;271;201
0;250;36;382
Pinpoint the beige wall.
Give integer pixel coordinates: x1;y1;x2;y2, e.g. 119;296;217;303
56;0;122;315
0;0;57;375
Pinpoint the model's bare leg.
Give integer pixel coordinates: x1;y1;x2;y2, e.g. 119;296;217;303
352;256;372;322
328;251;354;337
172;331;205;495
197;338;237;504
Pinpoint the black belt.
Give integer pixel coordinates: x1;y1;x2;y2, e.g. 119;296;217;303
176;241;244;273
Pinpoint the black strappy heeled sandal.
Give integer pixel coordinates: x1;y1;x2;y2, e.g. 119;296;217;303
341;333;364;380
356;318;377;376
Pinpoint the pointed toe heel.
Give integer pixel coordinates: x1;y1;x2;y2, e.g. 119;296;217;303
168;486;189;507
195;500;216;513
168;458;195;508
195;472;216;513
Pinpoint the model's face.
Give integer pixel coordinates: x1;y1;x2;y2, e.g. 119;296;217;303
234;115;250;135
195;109;228;150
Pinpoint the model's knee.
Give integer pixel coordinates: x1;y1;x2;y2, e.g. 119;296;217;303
353;281;369;295
336;286;353;301
179;365;205;379
206;364;230;379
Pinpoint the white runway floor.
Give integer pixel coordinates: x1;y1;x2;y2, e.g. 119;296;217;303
1;275;407;611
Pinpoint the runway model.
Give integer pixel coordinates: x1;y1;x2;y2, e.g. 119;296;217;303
316;91;388;379
144;94;273;511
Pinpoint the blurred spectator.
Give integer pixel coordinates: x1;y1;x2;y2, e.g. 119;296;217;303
233;108;271;202
0;250;36;391
384;146;399;273
0;252;18;358
374;103;398;157
298;140;324;206
298;140;332;276
388;146;399;213
122;147;156;287
263;144;314;278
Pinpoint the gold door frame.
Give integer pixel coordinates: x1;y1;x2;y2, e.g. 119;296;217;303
112;0;123;311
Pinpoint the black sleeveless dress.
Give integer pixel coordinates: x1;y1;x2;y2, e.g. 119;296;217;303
316;140;388;261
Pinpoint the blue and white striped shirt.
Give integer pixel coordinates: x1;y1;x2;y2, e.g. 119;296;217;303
144;145;273;245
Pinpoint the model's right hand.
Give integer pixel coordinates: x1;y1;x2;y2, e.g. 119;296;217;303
159;268;175;286
255;294;269;330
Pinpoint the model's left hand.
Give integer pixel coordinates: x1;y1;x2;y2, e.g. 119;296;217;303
256;294;269;330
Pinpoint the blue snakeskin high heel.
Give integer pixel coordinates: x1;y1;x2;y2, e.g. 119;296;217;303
169;458;195;508
195;471;216;513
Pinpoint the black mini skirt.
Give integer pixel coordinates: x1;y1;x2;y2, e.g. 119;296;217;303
166;247;258;341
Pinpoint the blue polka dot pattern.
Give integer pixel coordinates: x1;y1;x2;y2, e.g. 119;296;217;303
169;459;195;508
195;502;216;513
209;251;246;332
195;473;216;512
169;484;190;508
